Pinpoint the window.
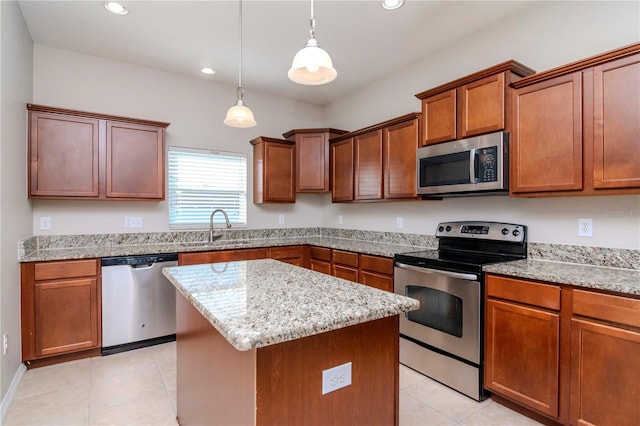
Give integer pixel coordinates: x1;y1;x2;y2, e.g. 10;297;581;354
168;146;247;228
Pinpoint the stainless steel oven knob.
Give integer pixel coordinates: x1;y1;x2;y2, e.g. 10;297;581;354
512;229;521;237
501;228;509;235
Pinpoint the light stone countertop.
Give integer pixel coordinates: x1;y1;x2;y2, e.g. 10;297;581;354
484;259;640;296
19;236;424;262
162;259;420;351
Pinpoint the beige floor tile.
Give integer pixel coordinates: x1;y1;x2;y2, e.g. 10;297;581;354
460;400;543;425
89;363;167;409
152;341;176;365
403;377;491;423
4;384;90;426
13;359;91;400
158;360;177;392
400;364;428;389
400;391;457;426
89;392;178;425
90;349;157;382
168;389;177;414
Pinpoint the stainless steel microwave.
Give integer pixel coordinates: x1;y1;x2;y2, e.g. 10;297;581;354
416;131;508;196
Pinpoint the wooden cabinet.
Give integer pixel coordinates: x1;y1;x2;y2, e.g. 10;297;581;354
179;248;268;266
485;275;561;418
283;128;348;193
250;136;295;204
309;246;331;274
416;61;535;146
330;113;420;203
21;259;101;364
27;104;169;200
486;274;640;425
359;254;394;292
570;290;640;425
511;43;640;196
268;246;304;267
332;249;359;282
330;138;355;202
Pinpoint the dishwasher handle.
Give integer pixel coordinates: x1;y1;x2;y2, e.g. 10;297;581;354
395;262;479;281
131;263;155;269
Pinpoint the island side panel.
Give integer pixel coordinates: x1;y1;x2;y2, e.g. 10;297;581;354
256;315;400;426
176;293;256;426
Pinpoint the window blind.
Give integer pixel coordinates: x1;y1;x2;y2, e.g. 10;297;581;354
168;146;247;228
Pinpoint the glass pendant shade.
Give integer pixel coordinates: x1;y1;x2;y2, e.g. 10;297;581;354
288;37;337;85
224;99;256;128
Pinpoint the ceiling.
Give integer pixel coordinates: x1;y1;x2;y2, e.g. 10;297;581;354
18;1;536;106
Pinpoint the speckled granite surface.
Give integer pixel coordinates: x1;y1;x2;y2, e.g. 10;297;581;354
163;259;420;351
484;259;640;296
528;242;640;270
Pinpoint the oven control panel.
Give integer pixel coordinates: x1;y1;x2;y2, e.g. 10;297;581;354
436;221;526;243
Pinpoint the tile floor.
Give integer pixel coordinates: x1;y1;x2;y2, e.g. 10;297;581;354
4;342;540;425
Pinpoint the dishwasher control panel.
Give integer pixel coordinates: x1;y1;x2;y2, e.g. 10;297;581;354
101;253;178;266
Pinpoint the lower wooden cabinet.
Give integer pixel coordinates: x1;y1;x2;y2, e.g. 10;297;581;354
359;254;394;292
179;248;268;265
309;246;331;274
486;274;640;425
570;290;640;425
268;246;304;267
332;249;359;282
21;259;101;363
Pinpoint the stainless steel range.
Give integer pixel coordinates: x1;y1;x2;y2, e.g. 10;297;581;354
394;221;527;401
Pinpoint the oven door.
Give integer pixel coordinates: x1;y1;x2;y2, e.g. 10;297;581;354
394;262;481;364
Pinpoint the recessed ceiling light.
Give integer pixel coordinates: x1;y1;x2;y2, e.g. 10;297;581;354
200;67;217;75
381;0;404;10
104;2;128;15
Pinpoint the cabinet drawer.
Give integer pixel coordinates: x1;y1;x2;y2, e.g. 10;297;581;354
310;260;331;275
333;265;358;282
486;275;560;310
360;254;393;275
332;250;359;267
34;259;99;281
309;246;331;262
359;271;393;292
269;246;303;260
573;290;640;328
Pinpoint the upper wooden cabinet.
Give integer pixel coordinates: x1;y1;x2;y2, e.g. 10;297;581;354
330;113;421;203
250;136;295;204
283;128;348;193
415;61;535;146
511;43;640;196
27;104;169;200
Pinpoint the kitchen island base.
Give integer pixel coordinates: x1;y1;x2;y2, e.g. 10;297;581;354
175;293;400;426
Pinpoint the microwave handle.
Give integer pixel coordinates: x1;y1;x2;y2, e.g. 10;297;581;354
469;148;478;183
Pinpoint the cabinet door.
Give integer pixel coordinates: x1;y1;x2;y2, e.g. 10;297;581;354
179;249;268;266
310;260;331;275
422;89;456;145
106;121;165;199
485;299;560;417
29;112;100;198
333;265;359;282
264;142;295;202
331;139;355;202
570;319;640;425
511;73;583;193
459;72;505;138
593;54;640;189
354;130;383;200
383;118;419;199
296;133;329;192
34;278;100;357
359;271;393;292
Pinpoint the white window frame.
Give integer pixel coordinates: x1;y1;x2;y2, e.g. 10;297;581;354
167;146;247;229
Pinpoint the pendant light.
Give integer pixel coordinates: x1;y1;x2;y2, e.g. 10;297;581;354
224;0;256;128
288;0;337;85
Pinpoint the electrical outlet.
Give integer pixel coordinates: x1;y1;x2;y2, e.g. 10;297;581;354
3;332;8;355
124;216;143;228
278;214;285;225
322;362;352;395
338;215;343;225
39;216;51;230
578;218;593;237
396;217;404;229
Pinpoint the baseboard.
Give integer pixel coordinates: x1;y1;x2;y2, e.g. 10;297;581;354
0;363;26;423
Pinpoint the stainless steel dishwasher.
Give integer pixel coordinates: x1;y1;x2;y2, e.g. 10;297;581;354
101;253;178;355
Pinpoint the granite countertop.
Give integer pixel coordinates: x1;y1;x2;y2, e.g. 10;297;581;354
484;259;640;296
19;236;424;263
163;259;420;351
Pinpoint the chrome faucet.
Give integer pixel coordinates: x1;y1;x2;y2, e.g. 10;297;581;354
209;209;232;243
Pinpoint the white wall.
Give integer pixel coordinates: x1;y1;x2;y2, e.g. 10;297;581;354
0;0;33;404
322;0;640;250
32;45;326;235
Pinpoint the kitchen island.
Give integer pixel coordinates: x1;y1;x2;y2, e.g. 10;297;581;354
163;259;419;426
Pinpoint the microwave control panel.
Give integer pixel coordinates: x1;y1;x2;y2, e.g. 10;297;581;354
478;146;498;182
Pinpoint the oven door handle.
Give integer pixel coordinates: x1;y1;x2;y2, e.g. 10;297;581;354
395;262;479;281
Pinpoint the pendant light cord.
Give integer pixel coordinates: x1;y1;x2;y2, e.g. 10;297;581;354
309;0;315;39
237;0;244;100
